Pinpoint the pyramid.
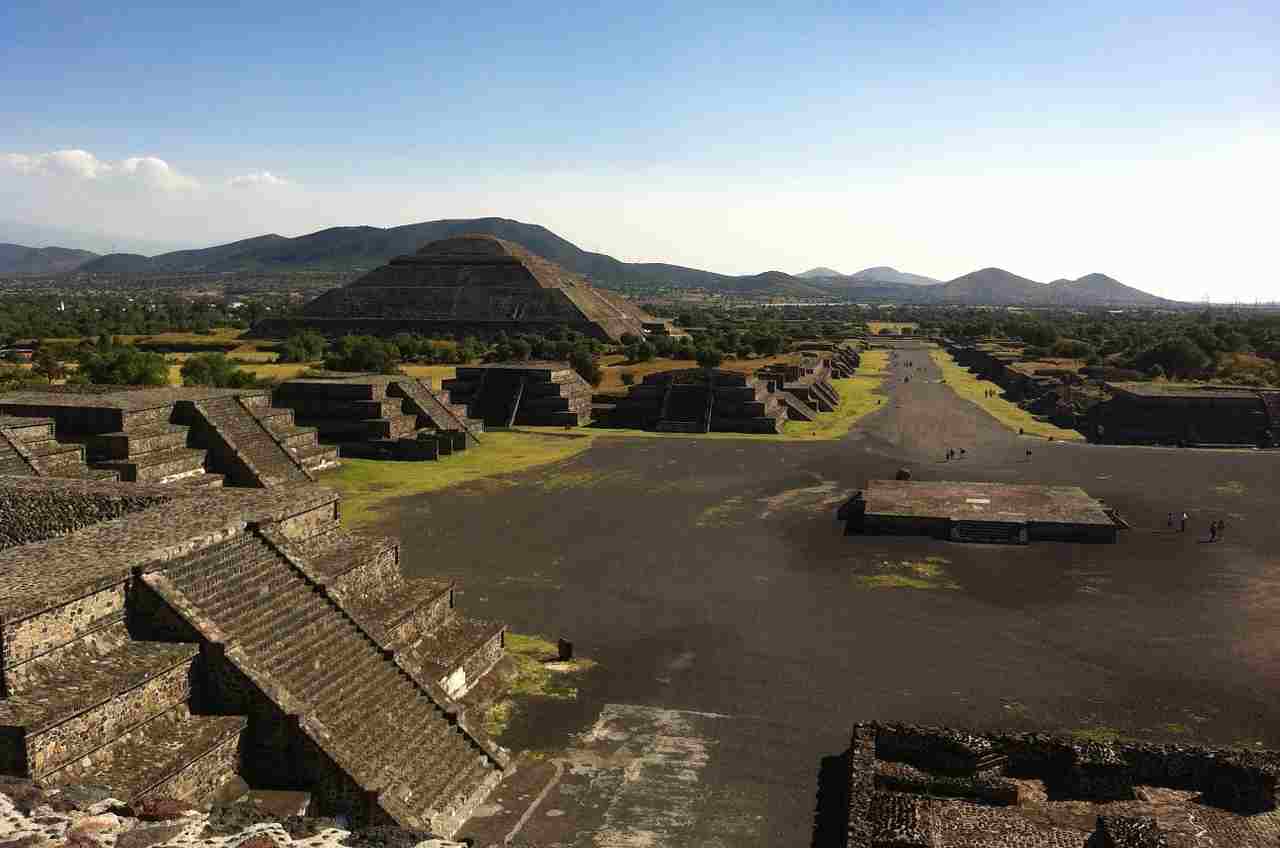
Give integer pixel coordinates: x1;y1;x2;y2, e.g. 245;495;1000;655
256;235;655;341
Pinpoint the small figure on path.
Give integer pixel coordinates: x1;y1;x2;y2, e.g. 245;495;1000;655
1026;449;1032;461
1217;519;1227;540
1180;512;1189;533
1209;523;1218;543
960;448;966;457
1167;512;1174;530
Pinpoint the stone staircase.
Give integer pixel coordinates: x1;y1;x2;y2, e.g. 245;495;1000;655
0;416;121;482
388;378;483;445
239;393;340;473
950;520;1027;545
183;396;313;487
444;364;592;427
146;529;507;833
0;602;246;806
281;525;506;700
774;390;820;422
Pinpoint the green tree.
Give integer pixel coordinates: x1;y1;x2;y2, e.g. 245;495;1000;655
32;349;65;383
76;345;169;386
1136;337;1209;378
279;331;326;363
696;347;724;369
324;336;402;374
569;349;602;387
181;353;260;388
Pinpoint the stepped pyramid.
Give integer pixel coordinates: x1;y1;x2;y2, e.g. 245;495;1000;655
255;235;657;342
0;386;339;489
0;475;509;837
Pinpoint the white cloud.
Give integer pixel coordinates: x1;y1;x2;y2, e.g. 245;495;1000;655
229;170;289;188
1;149;197;190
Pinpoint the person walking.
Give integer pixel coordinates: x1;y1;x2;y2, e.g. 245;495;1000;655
1180;512;1188;533
1217;519;1227;540
1167;512;1174;530
1209;522;1218;543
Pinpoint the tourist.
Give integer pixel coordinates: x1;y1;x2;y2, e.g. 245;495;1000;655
1217;519;1227;540
1209;522;1218;543
1180;512;1188;533
1167;512;1175;530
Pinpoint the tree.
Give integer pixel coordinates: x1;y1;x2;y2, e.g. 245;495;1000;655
278;331;326;363
324;335;402;374
569;349;602;387
32;349;65;383
695;347;724;369
1135;337;1209;378
76;345;169;386
181;353;260;388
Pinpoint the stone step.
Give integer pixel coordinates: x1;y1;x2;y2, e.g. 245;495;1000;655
295;414;418;441
287;528;401;588
276;426;321;448
24;440;86;473
178;471;225;489
91;423;190;460
292;442;340;472
399;616;505;698
0;633;199;777
342;577;453;649
40;705;246;805
275;380;387;401
95;446;208;483
0;419;55;444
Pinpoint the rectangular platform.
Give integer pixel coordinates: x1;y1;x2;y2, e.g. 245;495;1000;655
839;480;1120;543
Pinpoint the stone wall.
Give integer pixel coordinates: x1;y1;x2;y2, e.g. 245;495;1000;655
0;487;171;551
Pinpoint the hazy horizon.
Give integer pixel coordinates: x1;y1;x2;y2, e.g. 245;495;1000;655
3;1;1275;301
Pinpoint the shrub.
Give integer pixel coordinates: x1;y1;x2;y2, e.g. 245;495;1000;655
180;353;261;388
324;335;402;374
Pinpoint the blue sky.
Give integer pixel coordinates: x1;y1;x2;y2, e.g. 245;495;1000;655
2;1;1276;300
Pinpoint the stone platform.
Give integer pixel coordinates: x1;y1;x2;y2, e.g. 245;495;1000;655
0;386;337;487
603;368;789;433
271;373;483;461
845;722;1280;847
0;475;510;837
838;480;1123;543
443;362;592;428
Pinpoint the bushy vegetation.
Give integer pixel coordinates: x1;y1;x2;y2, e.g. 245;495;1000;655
323;335;403;374
180;353;263;388
277;331;326;363
73;336;169;386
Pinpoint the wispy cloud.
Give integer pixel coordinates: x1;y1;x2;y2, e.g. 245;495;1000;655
229;170;289;188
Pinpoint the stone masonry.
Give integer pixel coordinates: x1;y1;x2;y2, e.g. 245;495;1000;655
605;368;789;434
845;722;1280;847
0;475;510;838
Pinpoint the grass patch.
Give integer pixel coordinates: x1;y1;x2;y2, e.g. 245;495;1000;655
1069;726;1129;744
320;430;597;526
1213;480;1246;496
695;496;747;528
929;349;1085;441
400;364;458;385
855;556;959;590
483;633;597;738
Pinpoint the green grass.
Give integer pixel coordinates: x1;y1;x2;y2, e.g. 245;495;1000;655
483;633;597;738
929;349;1085;441
1069;726;1129;744
855;556;960;590
319;430;597;526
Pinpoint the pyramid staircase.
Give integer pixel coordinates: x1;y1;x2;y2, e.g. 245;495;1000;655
950;520;1027;545
144;526;508;833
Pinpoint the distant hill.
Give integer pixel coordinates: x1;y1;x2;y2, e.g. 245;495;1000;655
937;267;1045;303
7;217;1176;305
848;266;941;287
0;244;99;274
1043;273;1170;306
797;266;844;279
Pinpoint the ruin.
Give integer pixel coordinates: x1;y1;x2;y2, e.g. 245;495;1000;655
756;347;853;421
0;386;338;488
844;722;1280;847
838;480;1125;544
443;363;593;427
270;372;484;460
1088;382;1279;448
603;368;790;433
0;474;509;837
253;235;672;342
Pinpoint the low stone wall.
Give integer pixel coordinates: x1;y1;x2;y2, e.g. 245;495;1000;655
0;485;171;551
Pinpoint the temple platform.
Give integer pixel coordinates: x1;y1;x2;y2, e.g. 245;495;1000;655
838;480;1123;544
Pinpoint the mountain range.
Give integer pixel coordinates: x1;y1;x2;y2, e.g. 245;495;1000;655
0;218;1174;306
